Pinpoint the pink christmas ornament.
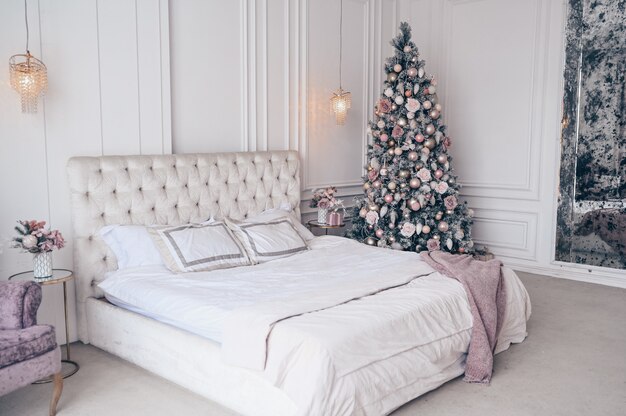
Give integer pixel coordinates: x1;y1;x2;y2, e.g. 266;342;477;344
373;180;382;189
407;67;418;77
415;133;425;143
437;221;449;232
408;151;419;161
384;194;394;203
434;169;443;179
380;133;388;142
409;199;421;211
422;225;431;234
425;124;435;135
375;229;384;238
409;178;421;188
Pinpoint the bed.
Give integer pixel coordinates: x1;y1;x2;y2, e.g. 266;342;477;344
67;150;531;416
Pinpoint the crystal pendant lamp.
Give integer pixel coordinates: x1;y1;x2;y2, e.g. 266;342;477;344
330;0;351;125
9;0;48;113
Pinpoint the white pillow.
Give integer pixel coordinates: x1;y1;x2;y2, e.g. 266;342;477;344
226;217;309;264
246;207;314;241
149;221;251;273
99;225;165;269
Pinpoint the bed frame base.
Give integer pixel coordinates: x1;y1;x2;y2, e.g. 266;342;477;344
86;298;296;416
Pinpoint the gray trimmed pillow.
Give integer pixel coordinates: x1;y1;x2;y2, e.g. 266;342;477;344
226;217;309;264
149;221;251;273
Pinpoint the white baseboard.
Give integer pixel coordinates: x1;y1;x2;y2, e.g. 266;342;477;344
501;259;626;289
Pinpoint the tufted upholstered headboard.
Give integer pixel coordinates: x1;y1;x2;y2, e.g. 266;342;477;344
67;150;300;342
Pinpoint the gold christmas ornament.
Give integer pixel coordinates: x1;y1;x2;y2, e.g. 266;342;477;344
9;1;48;113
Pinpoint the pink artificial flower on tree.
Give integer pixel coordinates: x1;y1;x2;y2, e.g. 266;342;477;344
427;238;441;251
417;168;432;182
378;98;392;113
391;125;404;138
444;195;458;210
404;98;420;113
435;181;449;194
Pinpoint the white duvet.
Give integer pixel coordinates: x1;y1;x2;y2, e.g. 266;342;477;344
100;236;531;416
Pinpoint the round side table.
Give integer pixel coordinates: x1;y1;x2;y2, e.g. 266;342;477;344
9;268;80;382
307;220;346;235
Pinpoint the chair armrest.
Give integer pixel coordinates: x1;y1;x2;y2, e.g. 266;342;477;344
0;281;42;329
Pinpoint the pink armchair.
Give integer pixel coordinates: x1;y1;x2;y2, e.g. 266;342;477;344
0;281;63;415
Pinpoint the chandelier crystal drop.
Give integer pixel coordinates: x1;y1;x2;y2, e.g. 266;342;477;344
9;0;48;113
330;87;352;125
9;52;48;113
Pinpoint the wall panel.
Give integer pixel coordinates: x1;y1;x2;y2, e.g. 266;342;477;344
305;0;370;192
0;0;171;344
169;0;245;154
97;0;142;155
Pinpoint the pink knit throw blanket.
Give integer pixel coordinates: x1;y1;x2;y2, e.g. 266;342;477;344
420;251;506;383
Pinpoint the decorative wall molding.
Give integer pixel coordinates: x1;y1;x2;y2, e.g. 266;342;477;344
439;0;549;201
471;208;538;261
302;0;373;193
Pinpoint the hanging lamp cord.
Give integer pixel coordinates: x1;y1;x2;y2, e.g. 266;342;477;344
24;0;30;54
339;0;343;90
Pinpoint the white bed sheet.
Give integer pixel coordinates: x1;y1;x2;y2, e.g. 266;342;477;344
99;236;431;344
99;236;531;415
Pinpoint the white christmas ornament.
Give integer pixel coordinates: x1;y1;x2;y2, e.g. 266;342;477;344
393;64;402;73
394;96;404;105
384;88;394;97
377;120;385;128
418;68;425;78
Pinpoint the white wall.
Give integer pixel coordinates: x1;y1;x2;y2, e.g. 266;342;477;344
1;0;623;346
0;0;171;344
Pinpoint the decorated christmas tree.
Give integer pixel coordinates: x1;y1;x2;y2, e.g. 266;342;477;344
347;22;474;254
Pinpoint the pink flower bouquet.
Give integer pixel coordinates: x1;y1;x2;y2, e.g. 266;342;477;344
310;186;342;209
12;220;65;254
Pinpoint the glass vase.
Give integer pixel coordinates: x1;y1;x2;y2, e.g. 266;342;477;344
33;252;53;280
317;208;328;224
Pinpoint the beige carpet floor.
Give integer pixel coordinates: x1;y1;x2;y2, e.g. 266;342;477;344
1;272;625;416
